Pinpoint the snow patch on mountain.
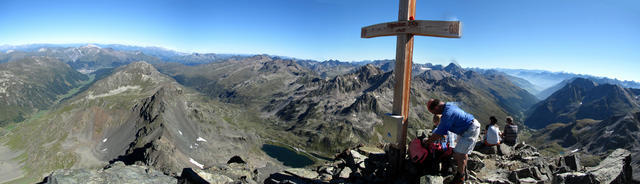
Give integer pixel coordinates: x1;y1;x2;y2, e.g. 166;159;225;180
189;158;204;169
87;86;141;100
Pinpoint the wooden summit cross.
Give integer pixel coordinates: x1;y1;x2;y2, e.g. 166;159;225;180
361;0;461;170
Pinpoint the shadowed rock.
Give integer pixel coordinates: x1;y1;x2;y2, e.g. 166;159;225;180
227;155;246;164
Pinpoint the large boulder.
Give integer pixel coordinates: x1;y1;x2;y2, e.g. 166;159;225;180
467;157;485;172
498;144;513;156
45;161;176;184
180;156;259;184
419;175;443;184
508;167;547;183
483;177;512;184
587;149;632;184
517;177;538;184
180;168;234;184
338;167;352;179
556;154;581;172
553;172;596;184
513;143;541;161
470;151;488;160
358;146;385;160
284;168;319;180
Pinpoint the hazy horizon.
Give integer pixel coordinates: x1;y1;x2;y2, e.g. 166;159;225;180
1;0;638;81
2;42;640;84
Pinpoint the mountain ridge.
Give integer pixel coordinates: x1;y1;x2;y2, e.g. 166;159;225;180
2;61;282;182
525;77;640;129
0;56;88;126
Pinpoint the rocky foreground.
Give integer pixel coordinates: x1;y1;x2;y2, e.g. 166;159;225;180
43;156;261;184
265;143;634;184
42;141;634;184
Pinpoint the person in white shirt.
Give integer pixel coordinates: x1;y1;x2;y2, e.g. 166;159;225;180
484;116;501;146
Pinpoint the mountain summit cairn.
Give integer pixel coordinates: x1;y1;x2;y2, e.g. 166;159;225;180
361;0;462;175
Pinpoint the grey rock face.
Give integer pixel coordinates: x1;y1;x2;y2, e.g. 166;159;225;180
553;172;596;184
498;144;513;156
587;148;632;184
419;175;443;184
179;156;260;184
511;167;545;182
338;167;352;179
45;161;176;184
557;154;582;172
484;177;512;184
467;157;485;172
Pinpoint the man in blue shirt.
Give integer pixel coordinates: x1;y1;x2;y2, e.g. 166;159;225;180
424;98;481;184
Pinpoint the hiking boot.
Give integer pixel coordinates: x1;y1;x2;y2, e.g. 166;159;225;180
450;172;465;184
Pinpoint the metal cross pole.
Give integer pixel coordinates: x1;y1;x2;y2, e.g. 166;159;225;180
361;0;461;174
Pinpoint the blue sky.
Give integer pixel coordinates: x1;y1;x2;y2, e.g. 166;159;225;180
0;0;638;81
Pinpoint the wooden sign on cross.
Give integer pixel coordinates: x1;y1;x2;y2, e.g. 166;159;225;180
361;0;461;172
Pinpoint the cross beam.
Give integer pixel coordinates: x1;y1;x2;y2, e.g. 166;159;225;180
361;0;461;174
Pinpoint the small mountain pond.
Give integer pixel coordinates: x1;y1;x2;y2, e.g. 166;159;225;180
261;144;315;168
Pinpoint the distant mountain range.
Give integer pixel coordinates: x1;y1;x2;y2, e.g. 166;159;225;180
5;43;637;96
525;77;640;129
0;44;249;67
493;68;640;99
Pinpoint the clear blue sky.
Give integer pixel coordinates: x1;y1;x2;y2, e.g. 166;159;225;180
0;0;638;81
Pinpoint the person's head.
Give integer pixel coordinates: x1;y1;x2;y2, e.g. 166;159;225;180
427;98;444;114
506;116;513;125
489;116;498;125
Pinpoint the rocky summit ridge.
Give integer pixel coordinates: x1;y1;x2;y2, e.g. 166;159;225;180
265;142;634;184
42;142;634;184
43;156;262;184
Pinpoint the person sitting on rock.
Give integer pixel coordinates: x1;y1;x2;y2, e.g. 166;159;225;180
501;116;518;146
423;99;481;184
483;116;501;146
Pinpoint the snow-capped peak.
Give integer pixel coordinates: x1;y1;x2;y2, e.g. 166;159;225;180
83;44;101;49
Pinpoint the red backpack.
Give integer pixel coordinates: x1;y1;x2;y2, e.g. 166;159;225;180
409;138;450;163
409;138;429;163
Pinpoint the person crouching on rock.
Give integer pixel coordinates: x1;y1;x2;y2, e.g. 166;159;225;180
426;114;456;176
483;116;501;146
423;98;481;184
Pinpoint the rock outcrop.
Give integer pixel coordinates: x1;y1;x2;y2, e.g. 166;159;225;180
265;143;634;184
43;161;176;184
43;156;264;184
179;157;260;184
587;148;633;184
